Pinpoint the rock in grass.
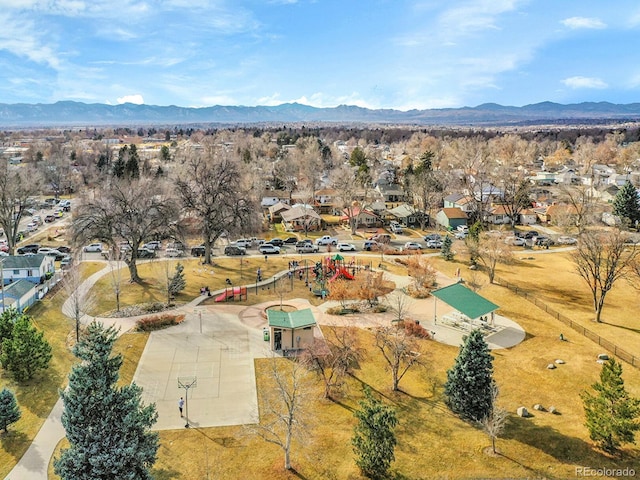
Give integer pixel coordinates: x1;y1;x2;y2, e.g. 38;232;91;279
597;353;609;361
517;406;529;417
555;359;565;364
533;404;545;411
547;363;556;369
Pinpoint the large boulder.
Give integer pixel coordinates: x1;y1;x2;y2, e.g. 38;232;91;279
597;353;609;361
517;406;529;418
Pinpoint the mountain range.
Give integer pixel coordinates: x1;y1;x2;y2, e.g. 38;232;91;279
1;100;640;128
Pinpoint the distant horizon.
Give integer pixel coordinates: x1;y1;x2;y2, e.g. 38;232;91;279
3;99;640;112
1;2;640;110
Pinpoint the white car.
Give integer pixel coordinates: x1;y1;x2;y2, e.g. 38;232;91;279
504;236;525;246
84;243;103;253
165;247;184;257
337;242;356;252
403;241;423;250
259;244;281;254
557;236;577;245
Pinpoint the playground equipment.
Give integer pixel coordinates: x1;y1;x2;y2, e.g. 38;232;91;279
312;254;358;296
214;286;247;302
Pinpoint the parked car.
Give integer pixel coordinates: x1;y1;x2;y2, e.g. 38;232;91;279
17;244;40;254
523;230;540;239
32;215;42;225
403;241;423;250
234;239;252;248
363;240;379;251
504;236;525;246
369;233;391;244
224;245;247;256
296;243;319;254
60;255;73;268
283;236;298;244
259;244;281;254
44;215;57;223
535;236;554;247
143;241;162;250
26;222;38;232
46;249;66;261
426;239;443;249
165;247;184;257
190;245;206;257
138;248;157;258
83;243;103;253
337;242;357;252
557;236;577;245
56;246;72;254
454;231;468;239
266;238;284;247
424;233;442;242
295;240;313;248
390;222;403;234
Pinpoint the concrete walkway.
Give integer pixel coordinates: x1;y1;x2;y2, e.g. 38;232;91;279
5;259;526;480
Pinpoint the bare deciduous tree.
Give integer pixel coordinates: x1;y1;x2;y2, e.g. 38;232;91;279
247;356;312;471
175;149;256;265
62;263;97;343
574;229;637;323
301;325;361;399
374;325;424;391
478;383;508;455
476;233;513;284
0;163;41;254
73;177;180;283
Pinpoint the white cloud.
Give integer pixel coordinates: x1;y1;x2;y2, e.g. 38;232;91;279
117;94;144;104
562;76;608;89
561;17;606;30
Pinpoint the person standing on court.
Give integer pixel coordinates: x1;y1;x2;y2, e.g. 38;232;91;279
178;397;185;417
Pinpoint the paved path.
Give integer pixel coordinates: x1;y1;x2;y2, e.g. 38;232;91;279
5;259;526;480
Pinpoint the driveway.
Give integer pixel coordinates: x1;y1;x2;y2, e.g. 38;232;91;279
133;304;269;430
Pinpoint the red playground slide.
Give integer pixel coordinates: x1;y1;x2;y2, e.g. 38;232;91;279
329;267;355;281
214;287;241;302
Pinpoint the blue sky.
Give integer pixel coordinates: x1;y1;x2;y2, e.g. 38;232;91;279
1;0;640;110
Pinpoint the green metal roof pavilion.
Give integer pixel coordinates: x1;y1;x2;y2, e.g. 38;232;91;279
431;283;499;319
267;308;317;329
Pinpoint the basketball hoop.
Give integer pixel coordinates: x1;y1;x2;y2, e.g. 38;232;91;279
177;376;197;428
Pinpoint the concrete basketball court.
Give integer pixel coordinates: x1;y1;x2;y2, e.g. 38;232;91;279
133;305;270;431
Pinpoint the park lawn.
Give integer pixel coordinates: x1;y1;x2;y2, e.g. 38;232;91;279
149;286;640;478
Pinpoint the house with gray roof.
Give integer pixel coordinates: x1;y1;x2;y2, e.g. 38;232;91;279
1;279;39;313
1;254;55;285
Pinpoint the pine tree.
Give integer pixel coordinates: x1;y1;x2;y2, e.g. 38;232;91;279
0;388;21;433
612;181;640;227
444;328;494;422
125;144;140;179
54;322;159;480
168;262;187;299
581;358;640;453
441;235;454;261
112;145;127;178
352;386;398;479
0;314;52;382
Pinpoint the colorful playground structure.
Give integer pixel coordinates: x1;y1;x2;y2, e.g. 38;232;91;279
215;285;248;302
312;254;357;297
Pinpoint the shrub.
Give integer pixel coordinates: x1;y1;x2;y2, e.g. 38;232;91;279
402;321;431;339
143;302;166;313
135;313;185;332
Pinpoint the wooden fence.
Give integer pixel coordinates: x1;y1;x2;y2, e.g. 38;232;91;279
493;276;638;368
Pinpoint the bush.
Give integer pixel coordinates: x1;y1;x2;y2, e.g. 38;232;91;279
402;320;431;339
135;313;185;332
143;302;166;313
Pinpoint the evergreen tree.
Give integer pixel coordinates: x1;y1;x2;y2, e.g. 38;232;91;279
0;388;21;433
0;308;20;346
125;144;140;179
444;329;494;422
168;262;187;298
581;358;640;453
0;314;52;382
112;145;127;178
352;386;398;479
612;181;640;227
54;322;159;480
441;235;454;261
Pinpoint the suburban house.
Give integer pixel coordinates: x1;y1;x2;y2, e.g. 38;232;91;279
314;188;338;214
443;193;475;214
260;191;291;208
1;254;55;285
519;208;538;225
341;206;381;229
387;204;424;227
280;204;322;232
536;203;580;225
484;204;511;225
267;308;317;353
376;182;407;208
435;207;468;230
0;279;39;313
267;201;291;223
